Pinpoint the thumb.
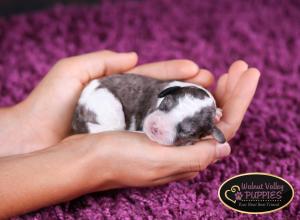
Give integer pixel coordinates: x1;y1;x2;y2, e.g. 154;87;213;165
51;50;138;86
26;50;138;109
160;140;231;175
28;50;138;104
22;51;138;140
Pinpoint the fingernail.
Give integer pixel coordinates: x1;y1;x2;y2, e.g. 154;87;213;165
216;142;231;159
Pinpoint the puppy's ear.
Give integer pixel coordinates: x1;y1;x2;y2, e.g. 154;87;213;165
212;126;226;143
158;86;182;98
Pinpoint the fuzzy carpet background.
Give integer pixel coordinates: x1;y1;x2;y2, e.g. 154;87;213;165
0;0;299;219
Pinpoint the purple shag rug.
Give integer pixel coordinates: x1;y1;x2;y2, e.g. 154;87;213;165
1;0;300;219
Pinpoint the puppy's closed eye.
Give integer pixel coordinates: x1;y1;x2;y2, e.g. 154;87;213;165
178;122;197;136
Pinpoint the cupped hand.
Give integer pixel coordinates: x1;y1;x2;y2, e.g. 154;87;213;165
0;51;261;217
60;131;217;189
58;60;260;189
2;50;213;155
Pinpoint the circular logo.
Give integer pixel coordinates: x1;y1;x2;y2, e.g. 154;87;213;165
218;172;294;214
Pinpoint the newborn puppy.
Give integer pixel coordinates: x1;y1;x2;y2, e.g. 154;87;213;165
72;74;225;145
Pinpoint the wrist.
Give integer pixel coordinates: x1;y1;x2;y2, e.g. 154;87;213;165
0;140;109;218
60;135;116;194
0;105;26;156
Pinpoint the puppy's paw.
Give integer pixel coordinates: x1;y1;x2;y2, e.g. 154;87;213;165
214;108;223;123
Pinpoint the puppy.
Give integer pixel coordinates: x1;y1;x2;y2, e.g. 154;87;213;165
72;74;225;145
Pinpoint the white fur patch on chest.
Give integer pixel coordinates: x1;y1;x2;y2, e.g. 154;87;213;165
78;80;126;133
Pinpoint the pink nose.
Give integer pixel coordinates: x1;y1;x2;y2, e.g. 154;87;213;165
150;123;163;137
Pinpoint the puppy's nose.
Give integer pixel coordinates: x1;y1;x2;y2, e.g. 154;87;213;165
150;123;163;136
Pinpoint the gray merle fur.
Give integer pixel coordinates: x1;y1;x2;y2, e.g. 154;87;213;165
72;73;226;145
72;105;97;133
98;74;168;130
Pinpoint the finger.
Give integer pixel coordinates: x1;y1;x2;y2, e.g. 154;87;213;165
217;68;260;140
181;172;199;181
150;172;198;186
127;60;199;80
32;50;138;101
158;140;231;175
185;68;215;88
61;133;86;142
52;50;138;86
214;74;228;107
223;60;248;102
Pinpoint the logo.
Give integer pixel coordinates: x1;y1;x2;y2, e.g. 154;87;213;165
218;172;294;214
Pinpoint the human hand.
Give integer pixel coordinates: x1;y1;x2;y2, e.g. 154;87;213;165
1;50;213;156
59;131;223;189
214;61;260;141
57;63;260;189
0;58;260;218
71;61;260;189
59;61;260;189
0;128;218;218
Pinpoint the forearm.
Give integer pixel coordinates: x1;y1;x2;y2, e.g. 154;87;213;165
0;142;97;219
0;103;53;156
0;105;29;156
